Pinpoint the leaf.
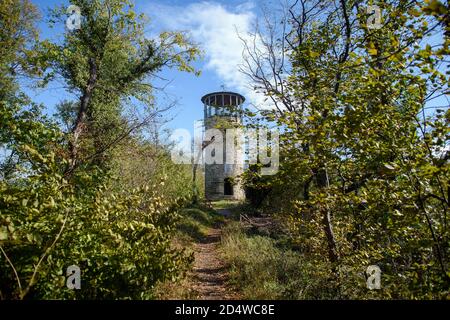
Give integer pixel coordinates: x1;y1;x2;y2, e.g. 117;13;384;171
383;163;397;171
0;226;8;240
368;48;378;56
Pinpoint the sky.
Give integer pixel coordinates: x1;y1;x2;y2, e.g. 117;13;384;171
26;0;449;139
28;0;264;136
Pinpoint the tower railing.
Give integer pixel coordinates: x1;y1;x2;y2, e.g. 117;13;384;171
201;91;245;121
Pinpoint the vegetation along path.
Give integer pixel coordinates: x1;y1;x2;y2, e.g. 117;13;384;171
190;208;238;300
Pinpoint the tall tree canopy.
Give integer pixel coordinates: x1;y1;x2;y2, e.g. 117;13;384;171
242;0;449;298
0;0;199;299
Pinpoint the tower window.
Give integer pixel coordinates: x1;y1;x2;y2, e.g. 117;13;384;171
217;95;223;106
224;178;234;196
224;94;231;106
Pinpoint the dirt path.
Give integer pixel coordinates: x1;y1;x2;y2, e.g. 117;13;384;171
190;209;238;300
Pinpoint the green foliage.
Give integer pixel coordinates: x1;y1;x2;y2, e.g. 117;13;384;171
242;164;273;208
176;207;223;242
0;0;40;100
221;222;336;299
111;139;194;200
0;101;194;299
39;0;200;173
0;0;201;300
153;205;221;300
242;0;449;299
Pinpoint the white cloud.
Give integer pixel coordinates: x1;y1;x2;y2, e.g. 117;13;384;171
148;1;265;107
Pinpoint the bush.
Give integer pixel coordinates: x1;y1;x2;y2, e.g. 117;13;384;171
221;222;337;299
0;104;193;299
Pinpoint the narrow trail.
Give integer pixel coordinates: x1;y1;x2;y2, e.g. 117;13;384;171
190;209;238;300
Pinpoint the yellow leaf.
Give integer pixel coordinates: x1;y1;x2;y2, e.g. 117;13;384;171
368;48;378;56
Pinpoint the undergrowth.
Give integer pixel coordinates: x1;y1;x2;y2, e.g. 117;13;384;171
220;221;339;299
154;203;223;299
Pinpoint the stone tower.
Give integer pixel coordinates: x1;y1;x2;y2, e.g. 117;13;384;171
201;91;245;201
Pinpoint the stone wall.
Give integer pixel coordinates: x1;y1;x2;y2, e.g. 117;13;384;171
204;116;245;201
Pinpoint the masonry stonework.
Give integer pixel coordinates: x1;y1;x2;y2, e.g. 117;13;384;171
201;92;245;201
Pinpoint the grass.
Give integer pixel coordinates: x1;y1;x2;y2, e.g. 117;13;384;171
153;203;223;299
155;200;375;300
176;206;224;243
220;220;337;299
211;200;255;219
211;199;241;210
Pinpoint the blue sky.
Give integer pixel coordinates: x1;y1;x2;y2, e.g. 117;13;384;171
28;0;262;136
26;0;449;139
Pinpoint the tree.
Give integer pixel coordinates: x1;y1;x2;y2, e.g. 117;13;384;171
241;0;449;298
1;0;200;299
41;0;200;175
0;0;40;101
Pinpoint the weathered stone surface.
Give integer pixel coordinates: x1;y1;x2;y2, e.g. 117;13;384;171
203;95;245;201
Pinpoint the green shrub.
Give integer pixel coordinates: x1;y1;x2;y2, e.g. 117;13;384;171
0;104;193;299
221;222;337;299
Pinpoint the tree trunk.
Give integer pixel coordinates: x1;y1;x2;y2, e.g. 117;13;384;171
316;168;339;264
192;162;199;205
67;58;98;174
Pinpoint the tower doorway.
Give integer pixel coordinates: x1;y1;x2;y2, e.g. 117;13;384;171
224;178;234;196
